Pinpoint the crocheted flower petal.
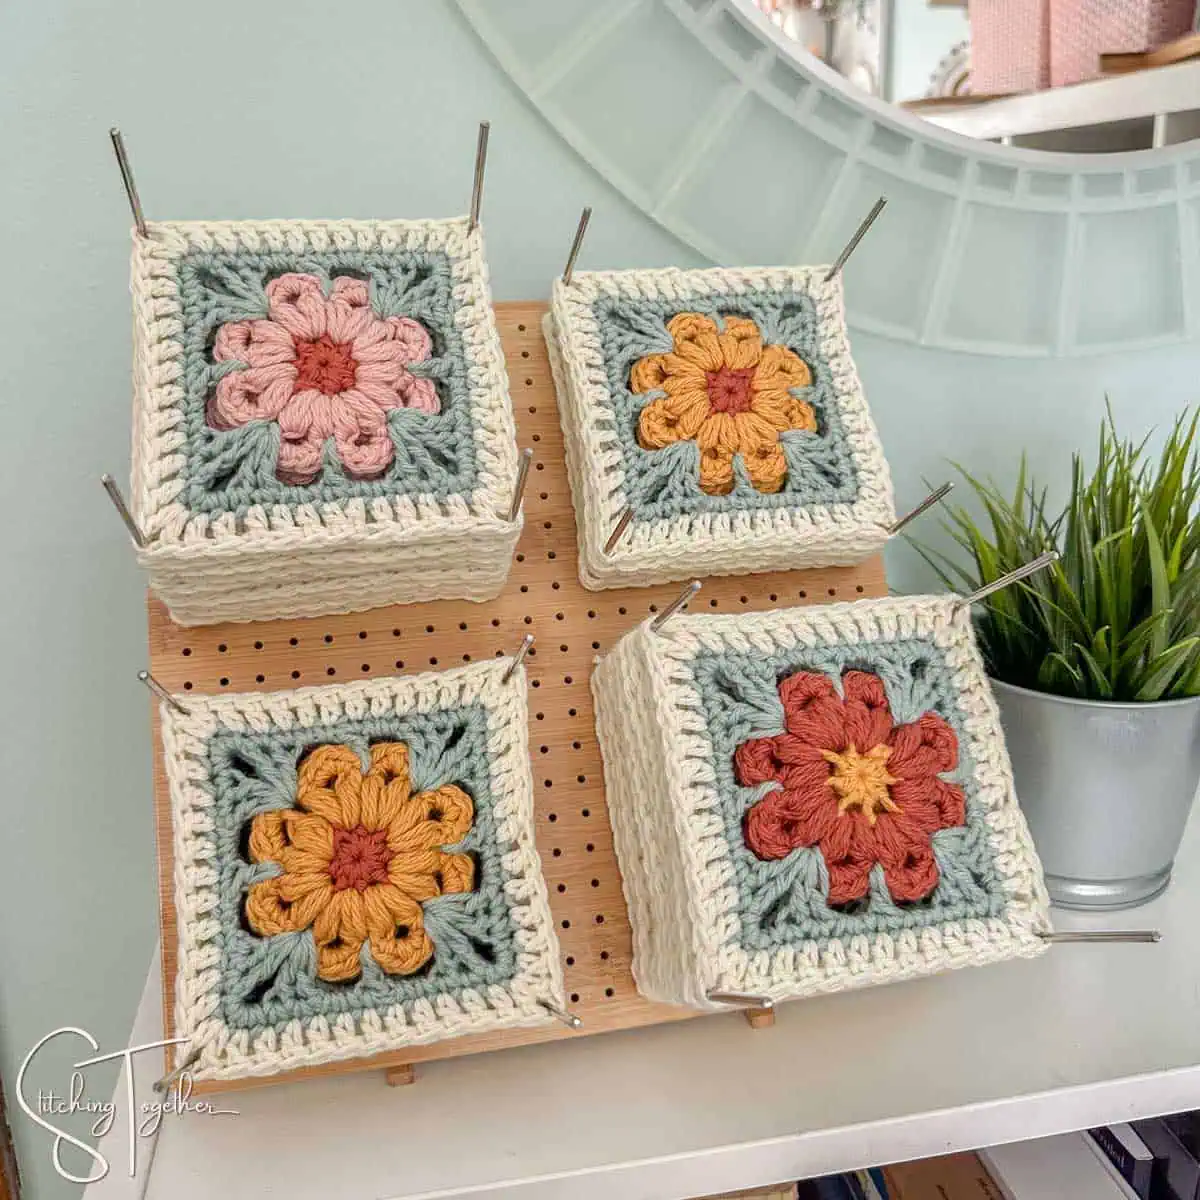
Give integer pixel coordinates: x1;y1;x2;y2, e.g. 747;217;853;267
385;849;440;902
413;784;474;848
777;671;848;752
826;853;874;905
367;890;434;976
361;743;411;828
888;711;959;779
313;897;367;982
280;811;335;861
638;394;701;449
297;745;364;828
718;315;763;370
630;353;670;394
660;358;708;398
734;735;786;787
751;388;817;435
398;374;440;414
698;443;735;495
245;877;311;936
753;343;812;393
384;316;433;364
840;672;895;753
325;276;376;343
213;319;296;367
248;809;295;864
667;313;722;371
437;851;476;895
744;776;837;860
275;433;324;486
879;840;940;903
331;394;394;479
208;365;296;430
265;273;329;340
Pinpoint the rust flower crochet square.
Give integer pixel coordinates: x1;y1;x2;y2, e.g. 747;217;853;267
592;596;1050;1010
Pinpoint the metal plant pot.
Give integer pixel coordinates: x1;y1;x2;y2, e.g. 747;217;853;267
991;679;1200;910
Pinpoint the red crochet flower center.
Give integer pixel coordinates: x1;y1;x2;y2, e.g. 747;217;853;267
706;365;755;414
294;334;358;396
329;825;392;892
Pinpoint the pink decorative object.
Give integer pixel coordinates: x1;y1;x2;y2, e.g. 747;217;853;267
1050;0;1195;86
968;0;1051;95
210;273;438;485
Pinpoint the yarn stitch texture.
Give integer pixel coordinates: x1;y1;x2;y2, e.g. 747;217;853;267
545;267;894;590
160;661;563;1081
129;220;519;625
591;596;1050;1009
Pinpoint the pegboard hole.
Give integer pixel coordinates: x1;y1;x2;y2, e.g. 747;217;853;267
289;637;299;646
565;955;575;966
291;671;300;680
604;987;615;998
547;812;557;822
585;843;595;852
556;883;567;893
395;660;405;669
561;920;571;930
182;647;192;657
253;641;263;650
594;914;605;925
358;631;367;640
323;635;333;644
255;674;265;684
581;807;590;817
552;847;562;857
219;677;230;687
570;992;580;1002
600;950;610;961
183;681;194;690
590;878;600;888
326;667;336;676
362;663;371;672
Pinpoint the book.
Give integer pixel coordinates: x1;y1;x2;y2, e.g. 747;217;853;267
1132;1117;1200;1200
883;1153;1005;1199
855;1167;890;1198
1089;1125;1155;1198
981;1133;1137;1198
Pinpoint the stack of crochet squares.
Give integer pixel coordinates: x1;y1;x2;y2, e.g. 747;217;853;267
128;218;520;626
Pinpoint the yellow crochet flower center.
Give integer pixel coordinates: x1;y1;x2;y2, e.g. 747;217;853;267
244;742;475;982
633;312;816;496
821;744;900;826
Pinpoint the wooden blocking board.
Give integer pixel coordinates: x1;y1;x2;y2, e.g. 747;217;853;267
147;301;888;1092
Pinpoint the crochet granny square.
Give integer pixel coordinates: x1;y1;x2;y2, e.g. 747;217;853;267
545;267;895;590
592;597;1050;1009
130;219;519;625
160;661;563;1082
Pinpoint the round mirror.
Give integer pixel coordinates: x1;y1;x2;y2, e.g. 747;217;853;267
756;0;1200;151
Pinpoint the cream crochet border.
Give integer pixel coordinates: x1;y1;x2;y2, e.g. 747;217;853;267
129;218;519;564
160;661;563;1082
546;267;895;590
592;597;1051;1010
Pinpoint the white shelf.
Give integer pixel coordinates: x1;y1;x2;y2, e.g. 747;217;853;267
916;60;1200;141
85;810;1200;1200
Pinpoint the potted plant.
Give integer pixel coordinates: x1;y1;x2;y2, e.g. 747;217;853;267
919;409;1200;909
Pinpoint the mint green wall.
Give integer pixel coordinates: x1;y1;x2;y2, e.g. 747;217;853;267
1;3;1196;1197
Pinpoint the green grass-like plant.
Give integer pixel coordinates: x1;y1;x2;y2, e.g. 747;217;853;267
917;408;1200;702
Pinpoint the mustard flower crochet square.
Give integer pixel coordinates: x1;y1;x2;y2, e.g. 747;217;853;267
160;661;563;1082
592;597;1050;1010
546;266;895;589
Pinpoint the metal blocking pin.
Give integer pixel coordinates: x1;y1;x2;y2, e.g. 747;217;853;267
540;1000;583;1029
953;549;1060;612
138;670;189;715
562;206;592;285
650;581;701;633
153;1046;201;1093
505;449;534;523
468;120;490;231
502;634;534;684
603;507;634;555
100;473;146;548
109;127;148;238
1038;929;1161;944
888;482;954;536
706;991;775;1010
823;196;887;282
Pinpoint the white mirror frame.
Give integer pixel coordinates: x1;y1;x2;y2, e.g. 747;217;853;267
457;0;1200;357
